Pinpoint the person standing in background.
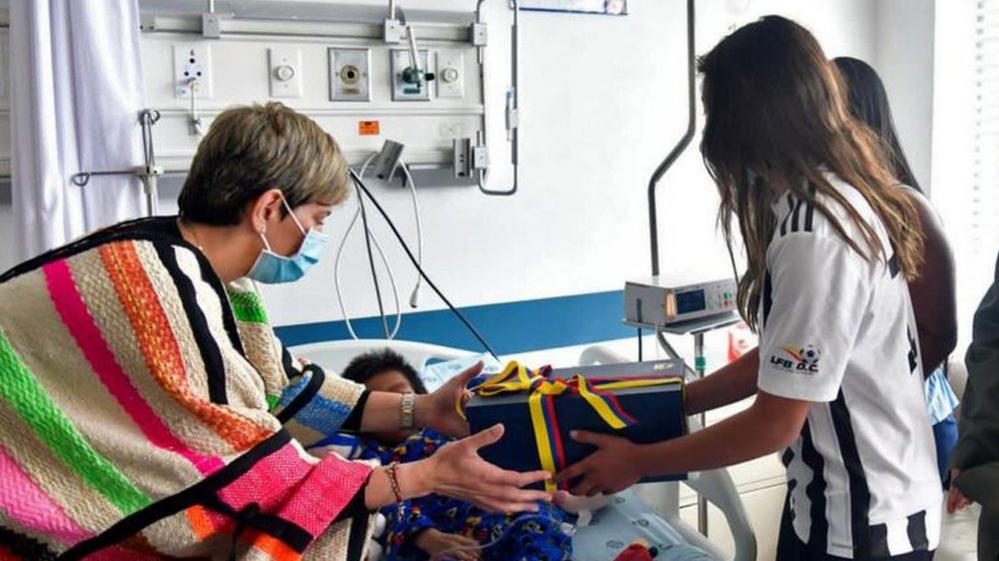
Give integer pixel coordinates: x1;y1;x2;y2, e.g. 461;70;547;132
948;252;999;561
834;56;960;485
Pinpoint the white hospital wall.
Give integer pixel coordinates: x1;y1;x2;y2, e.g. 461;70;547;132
0;0;883;323
185;0;881;330
876;0;996;358
931;0;990;354
0;2;919;317
873;0;936;192
125;0;882;336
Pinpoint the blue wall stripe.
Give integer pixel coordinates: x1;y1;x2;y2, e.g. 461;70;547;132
274;290;634;355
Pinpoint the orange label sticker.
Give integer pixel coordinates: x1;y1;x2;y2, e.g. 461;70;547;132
358;121;380;136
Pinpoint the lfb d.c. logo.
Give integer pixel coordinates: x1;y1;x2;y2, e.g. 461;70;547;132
770;345;821;374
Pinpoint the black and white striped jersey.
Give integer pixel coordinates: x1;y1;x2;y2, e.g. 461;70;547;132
757;174;941;558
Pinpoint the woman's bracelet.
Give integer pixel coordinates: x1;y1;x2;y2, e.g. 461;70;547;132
386;461;404;503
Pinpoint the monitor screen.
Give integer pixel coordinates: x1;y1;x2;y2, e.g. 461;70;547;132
675;289;706;314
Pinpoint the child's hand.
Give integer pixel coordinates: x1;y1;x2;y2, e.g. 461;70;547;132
418;361;484;438
415;529;481;561
947;469;973;513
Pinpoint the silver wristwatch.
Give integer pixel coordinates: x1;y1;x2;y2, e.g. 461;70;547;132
400;392;416;429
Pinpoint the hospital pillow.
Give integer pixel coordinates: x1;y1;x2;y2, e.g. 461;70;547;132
419;354;504;392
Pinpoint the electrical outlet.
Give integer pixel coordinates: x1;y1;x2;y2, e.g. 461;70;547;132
329;48;371;102
453;138;473;178
268;46;303;98
436;51;464;99
173;44;213;98
391;49;433;101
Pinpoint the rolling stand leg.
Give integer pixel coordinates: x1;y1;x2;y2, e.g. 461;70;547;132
694;332;708;537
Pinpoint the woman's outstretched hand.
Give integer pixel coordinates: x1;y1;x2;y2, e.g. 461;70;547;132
416;423;552;513
418;361;484;438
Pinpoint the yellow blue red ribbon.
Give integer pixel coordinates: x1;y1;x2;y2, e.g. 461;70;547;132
461;362;682;492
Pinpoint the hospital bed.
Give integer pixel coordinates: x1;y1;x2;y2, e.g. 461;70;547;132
290;340;757;561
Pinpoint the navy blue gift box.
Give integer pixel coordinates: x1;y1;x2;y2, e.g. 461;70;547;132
465;360;688;490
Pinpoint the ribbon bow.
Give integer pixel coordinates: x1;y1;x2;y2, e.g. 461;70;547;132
462;362;681;491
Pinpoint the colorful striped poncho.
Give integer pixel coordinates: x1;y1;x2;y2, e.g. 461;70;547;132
0;218;375;560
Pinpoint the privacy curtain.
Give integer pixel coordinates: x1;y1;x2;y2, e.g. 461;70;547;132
9;0;147;262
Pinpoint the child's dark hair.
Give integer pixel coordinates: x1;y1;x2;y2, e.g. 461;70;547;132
340;349;427;394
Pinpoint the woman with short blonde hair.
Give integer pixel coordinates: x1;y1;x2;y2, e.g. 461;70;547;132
0;102;549;560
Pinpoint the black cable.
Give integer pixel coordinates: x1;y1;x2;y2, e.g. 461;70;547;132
355;184;391;339
350;170;500;361
637;328;643;362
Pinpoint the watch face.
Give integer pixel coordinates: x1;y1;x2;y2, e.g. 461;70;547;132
401;393;416;428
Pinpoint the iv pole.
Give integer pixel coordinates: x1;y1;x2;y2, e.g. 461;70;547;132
70;109;164;217
644;0;715;538
649;0;696;278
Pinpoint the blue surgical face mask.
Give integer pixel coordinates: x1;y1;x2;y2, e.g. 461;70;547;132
247;196;330;284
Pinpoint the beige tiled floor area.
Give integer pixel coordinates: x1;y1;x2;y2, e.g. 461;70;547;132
939;504;981;561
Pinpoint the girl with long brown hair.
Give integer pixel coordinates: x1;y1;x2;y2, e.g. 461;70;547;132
559;16;940;560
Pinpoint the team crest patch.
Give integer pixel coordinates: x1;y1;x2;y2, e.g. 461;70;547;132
769;345;821;374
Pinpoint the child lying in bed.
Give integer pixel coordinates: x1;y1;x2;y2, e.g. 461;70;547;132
341;350;573;561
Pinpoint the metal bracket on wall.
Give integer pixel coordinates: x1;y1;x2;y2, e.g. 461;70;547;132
139;12;157;32
201;0;225;38
472;22;488;46
71;109;164;217
473;0;519;196
202;12;224;38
